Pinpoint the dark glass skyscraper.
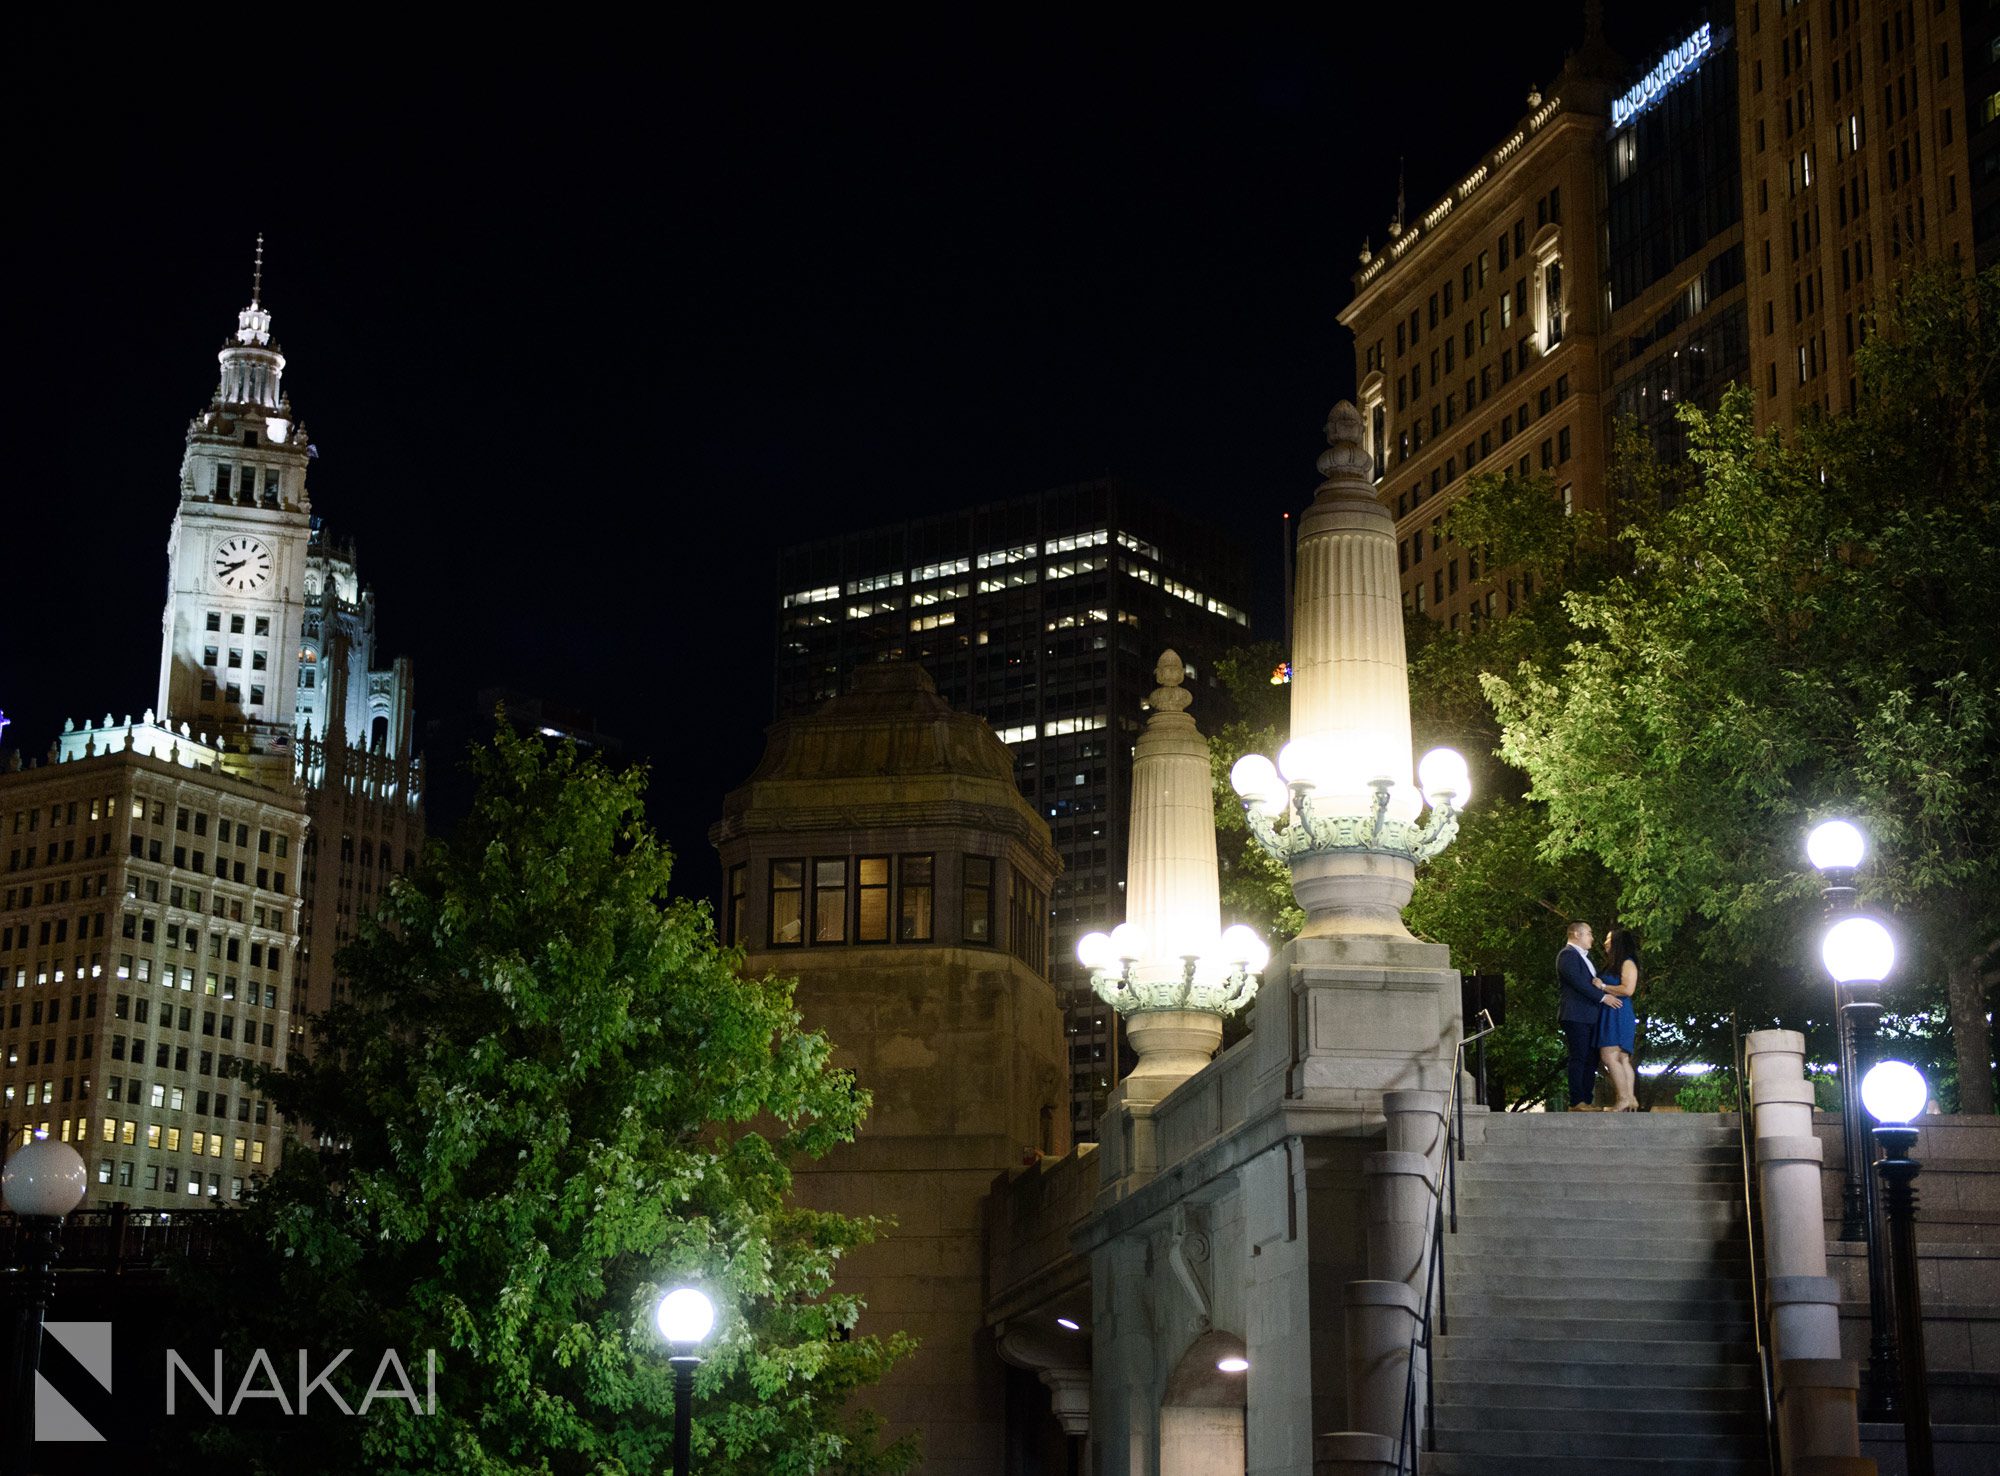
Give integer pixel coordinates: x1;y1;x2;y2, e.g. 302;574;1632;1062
774;480;1253;1139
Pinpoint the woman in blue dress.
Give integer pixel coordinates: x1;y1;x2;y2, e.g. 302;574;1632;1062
1594;926;1640;1110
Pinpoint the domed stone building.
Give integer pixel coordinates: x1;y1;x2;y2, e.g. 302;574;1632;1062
711;662;1072;1471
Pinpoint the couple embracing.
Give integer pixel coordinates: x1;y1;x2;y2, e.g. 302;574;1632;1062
1556;920;1641;1111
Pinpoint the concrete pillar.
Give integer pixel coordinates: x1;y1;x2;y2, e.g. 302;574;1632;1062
1312;1431;1397;1476
1775;1359;1870;1467
1759;1135;1831;1281
1768;1275;1844;1367
1747;1029;1873;1474
1341;1279;1419;1439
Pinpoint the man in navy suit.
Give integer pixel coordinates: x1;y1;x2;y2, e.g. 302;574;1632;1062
1557;921;1623;1110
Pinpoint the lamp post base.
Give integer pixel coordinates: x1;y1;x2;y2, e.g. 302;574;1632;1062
670;1355;700;1476
1874;1127;1933;1476
3;1216;62;1476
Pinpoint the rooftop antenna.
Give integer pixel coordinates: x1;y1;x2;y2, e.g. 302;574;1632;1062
1390;158;1407;235
252;233;264;307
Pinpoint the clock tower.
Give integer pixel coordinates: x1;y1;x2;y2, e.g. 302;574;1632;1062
156;239;313;787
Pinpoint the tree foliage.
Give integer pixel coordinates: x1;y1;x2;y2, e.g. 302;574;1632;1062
1484;263;1999;1109
177;728;915;1474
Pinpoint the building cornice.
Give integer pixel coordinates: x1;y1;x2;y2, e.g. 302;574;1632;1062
1342;99;1601;321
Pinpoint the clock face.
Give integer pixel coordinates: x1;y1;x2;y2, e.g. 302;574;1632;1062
212;536;273;593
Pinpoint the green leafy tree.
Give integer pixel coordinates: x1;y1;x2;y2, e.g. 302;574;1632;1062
1487;263;2000;1111
177;729;916;1474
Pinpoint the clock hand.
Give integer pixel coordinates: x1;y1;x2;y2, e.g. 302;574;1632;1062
218;560;247;575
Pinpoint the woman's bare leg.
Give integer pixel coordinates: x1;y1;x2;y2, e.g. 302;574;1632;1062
1614;1051;1639;1109
1599;1048;1624;1109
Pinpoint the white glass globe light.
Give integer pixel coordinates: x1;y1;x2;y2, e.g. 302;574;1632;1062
1417;747;1472;806
1806;818;1867;872
1230;753;1286;811
1861;1060;1928;1125
1108;922;1149;962
655;1286;716;1346
1821;915;1896;984
1216;1356;1250;1373
1;1138;89;1218
1219;924;1269;974
1277;738;1328;789
1076;931;1116;971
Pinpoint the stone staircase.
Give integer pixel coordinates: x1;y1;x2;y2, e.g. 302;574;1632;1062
1423;1111;1772;1474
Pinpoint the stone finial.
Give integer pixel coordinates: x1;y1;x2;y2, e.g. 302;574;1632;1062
1528;82;1543;106
62;718;74;733
143;708;155;725
1150;650;1193;714
1317;401;1372;481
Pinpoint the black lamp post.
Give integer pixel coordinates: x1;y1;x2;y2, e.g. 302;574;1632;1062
3;1137;90;1476
655;1286;716;1475
1809;820;1900;1419
1807;819;1869;1239
1863;1060;1934;1476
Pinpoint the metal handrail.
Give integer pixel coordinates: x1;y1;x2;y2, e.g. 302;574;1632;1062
1394;1009;1498;1474
1732;1011;1782;1474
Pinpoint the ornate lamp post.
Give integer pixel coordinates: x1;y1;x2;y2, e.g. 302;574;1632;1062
3;1137;90;1476
1223;405;1471;947
655;1286;716;1476
1821;907;1900;1418
1862;1060;1934;1476
1075;651;1267;1084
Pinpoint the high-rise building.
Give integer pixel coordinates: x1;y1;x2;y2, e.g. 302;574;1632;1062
1340;39;1619;631
773;480;1253;1141
1966;0;2000;270
1;733;306;1201
1341;3;1980;622
0;251;421;1204
1739;0;1976;423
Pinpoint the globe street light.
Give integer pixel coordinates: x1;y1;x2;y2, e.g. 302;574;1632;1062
3;1136;89;1476
1823;911;1902;1418
1863;1061;1935;1476
655;1286;715;1476
1810;820;1886;1241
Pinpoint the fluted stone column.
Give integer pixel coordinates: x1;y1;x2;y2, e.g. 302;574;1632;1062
1288;402;1421;938
1119;651;1227;1087
1746;1029;1874;1475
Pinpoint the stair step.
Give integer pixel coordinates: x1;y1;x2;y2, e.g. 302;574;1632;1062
1433;1426;1755;1457
1469;1142;1746;1165
1434;1357;1761;1391
1459;1177;1746;1202
1445;1311;1749;1343
1454;1194;1746;1223
1435;1402;1764;1436
1443;1233;1748;1265
1421;1450;1768;1475
1432;1378;1763;1412
1440;1264;1752;1296
1458;1162;1744;1185
1436;1333;1758;1367
1448;1291;1752;1321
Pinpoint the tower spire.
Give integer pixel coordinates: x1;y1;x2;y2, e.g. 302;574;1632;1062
251;234;264;308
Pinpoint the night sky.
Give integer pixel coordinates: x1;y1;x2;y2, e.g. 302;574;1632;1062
8;12;1695;904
